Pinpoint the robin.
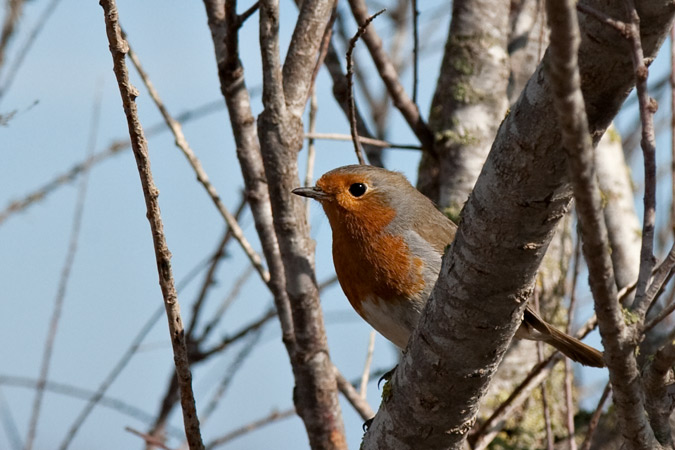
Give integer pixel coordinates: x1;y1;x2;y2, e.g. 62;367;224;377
293;164;604;368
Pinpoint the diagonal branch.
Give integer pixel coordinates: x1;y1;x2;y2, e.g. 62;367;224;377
124;35;270;285
360;0;675;448
98;1;203;448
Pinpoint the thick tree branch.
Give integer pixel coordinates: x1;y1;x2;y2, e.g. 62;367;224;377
98;1;204;448
421;0;510;212
361;0;675;448
257;0;346;447
644;336;675;447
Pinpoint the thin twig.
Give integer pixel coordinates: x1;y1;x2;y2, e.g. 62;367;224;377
58;230;240;449
196;308;276;360
0;0;64;103
237;1;260;25
470;353;563;450
126;427;173;450
0;99;226;226
58;309;165;450
346;9;385;165
624;0;658;322
304;132;421;150
575;4;629;36
305;92;318;220
125;33;270;285
197;328;264;425
0;388;21;450
579;382;612;450
99;2;204;448
0;0;25;74
0;375;185;438
205;408;296;449
641;240;675;318
546;0;654;447
197;266;255;341
335;368;375;420
644;295;675;332
347;0;435;153
186;197;248;340
411;0;419;104
533;293;554;450
563;235;581;450
359;331;376;398
25;83;101;450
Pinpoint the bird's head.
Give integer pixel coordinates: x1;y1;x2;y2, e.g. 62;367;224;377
292;165;414;236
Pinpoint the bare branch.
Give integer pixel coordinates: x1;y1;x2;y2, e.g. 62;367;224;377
125;35;270;285
579;382;612;450
126;427;173;450
0;0;63;102
0;100;225;226
0;375;184;437
197;329;264;425
334;368;375;421
0;0;25;73
411;0;419;104
545;0;656;448
186;198;247;339
26;84;101;450
322;43;384;166
258;0;347;446
346;9;385;165
304;132;421;150
623;0;658;323
98;2;203;447
205;408;296;449
362;0;675;447
644;333;675;446
58;308;166;450
305;92;318;220
282;0;335;116
346;0;435;153
359;331;376;398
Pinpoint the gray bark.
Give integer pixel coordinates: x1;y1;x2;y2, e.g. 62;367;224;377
361;1;675;448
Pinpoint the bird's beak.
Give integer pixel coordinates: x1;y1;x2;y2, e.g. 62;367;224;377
292;186;330;201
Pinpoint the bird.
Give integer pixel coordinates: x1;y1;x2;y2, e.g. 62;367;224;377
292;164;604;368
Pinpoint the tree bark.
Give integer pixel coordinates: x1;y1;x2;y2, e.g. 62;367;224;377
361;1;675;448
257;0;347;448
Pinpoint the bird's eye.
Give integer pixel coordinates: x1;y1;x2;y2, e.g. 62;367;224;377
349;183;367;197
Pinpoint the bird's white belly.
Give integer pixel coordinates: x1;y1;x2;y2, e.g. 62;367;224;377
359;296;422;350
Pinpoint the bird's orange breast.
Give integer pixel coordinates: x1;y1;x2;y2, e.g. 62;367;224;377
325;202;426;318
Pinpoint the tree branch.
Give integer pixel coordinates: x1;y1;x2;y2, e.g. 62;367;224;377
98;1;203;448
257;0;347;447
546;0;655;447
346;0;435;153
360;0;675;448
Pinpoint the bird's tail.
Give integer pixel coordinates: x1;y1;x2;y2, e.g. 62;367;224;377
522;308;605;368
